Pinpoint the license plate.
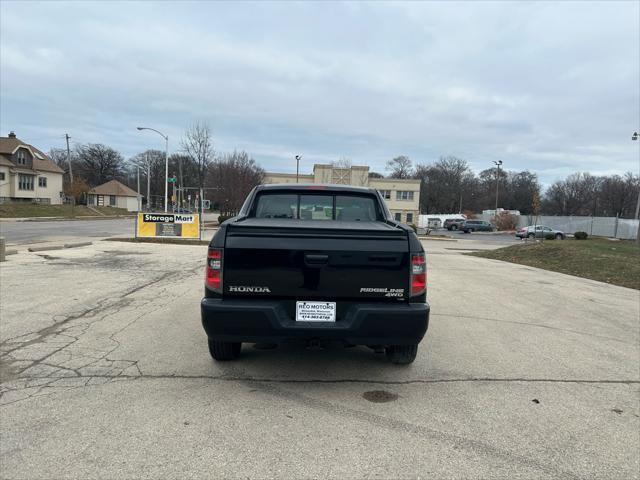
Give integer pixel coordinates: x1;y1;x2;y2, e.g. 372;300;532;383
296;301;336;322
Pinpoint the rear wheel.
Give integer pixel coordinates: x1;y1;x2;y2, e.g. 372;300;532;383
386;344;418;364
527;233;535;239
451;225;458;231
208;339;241;361
555;233;564;240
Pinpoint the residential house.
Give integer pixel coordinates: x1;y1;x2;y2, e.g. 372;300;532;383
263;164;420;223
0;131;64;204
87;179;140;212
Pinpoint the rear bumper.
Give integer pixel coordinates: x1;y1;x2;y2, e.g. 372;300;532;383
201;298;430;345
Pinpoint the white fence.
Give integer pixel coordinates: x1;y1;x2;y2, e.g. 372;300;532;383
473;214;639;240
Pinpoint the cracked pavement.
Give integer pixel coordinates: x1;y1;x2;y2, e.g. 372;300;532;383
0;239;638;479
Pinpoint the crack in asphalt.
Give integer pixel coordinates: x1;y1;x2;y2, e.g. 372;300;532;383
6;373;640;386
2;372;636;409
0;260;202;406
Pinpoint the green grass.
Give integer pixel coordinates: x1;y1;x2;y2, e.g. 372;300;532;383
468;238;640;290
0;204;130;218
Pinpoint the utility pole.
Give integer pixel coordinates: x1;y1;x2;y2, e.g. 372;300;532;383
64;134;73;184
178;156;184;208
64;133;74;209
171;174;176;212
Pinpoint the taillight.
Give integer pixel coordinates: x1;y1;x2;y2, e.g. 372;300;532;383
411;253;426;296
206;248;223;293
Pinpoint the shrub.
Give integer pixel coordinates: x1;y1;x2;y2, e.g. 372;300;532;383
544;233;556;240
493;213;518;231
574;231;588;240
218;215;232;224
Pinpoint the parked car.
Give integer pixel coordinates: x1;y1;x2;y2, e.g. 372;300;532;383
516;225;565;240
461;220;495;233
426;218;442;229
443;218;466;231
201;184;430;364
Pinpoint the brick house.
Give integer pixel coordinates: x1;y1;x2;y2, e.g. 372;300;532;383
0;131;64;204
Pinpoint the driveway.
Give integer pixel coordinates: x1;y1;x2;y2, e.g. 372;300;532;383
0;239;638;479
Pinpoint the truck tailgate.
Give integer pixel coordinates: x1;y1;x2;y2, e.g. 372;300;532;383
223;219;409;301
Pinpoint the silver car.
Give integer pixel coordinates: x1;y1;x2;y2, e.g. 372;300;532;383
516;225;565;240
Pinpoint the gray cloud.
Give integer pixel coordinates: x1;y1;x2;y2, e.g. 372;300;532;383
1;1;638;184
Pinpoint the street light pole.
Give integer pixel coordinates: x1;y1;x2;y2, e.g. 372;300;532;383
295;155;301;183
137;127;169;212
632;132;639;244
493;160;503;213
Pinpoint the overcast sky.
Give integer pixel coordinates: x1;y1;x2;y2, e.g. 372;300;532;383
1;1;638;184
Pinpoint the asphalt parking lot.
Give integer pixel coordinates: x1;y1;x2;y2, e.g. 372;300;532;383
1;239;638;479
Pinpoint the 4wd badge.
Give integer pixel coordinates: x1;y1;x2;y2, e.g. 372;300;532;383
360;287;404;297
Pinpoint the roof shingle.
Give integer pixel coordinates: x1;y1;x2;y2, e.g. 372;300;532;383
88;179;139;197
0;135;64;174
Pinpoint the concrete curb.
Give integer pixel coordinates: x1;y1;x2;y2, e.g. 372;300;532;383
27;241;93;252
105;237;209;246
64;242;93;249
418;236;457;242
28;245;64;252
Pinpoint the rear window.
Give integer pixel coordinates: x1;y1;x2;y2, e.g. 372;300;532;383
254;193;379;221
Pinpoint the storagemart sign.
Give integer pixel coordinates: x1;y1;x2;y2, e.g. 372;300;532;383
136;213;201;239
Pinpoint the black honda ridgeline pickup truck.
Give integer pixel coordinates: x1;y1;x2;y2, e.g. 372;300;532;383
201;184;430;364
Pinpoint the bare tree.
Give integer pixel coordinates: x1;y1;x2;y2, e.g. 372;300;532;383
181;121;214;189
208;150;264;216
386;155;413;179
75;144;124;186
127;150;167;209
331;157;352;169
415;156;476;213
49;148;76;187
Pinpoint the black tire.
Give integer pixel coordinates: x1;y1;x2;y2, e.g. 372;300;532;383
527;233;535;239
451;225;458;231
468;228;474;233
208;339;241;361
386;344;418;365
555;233;563;240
